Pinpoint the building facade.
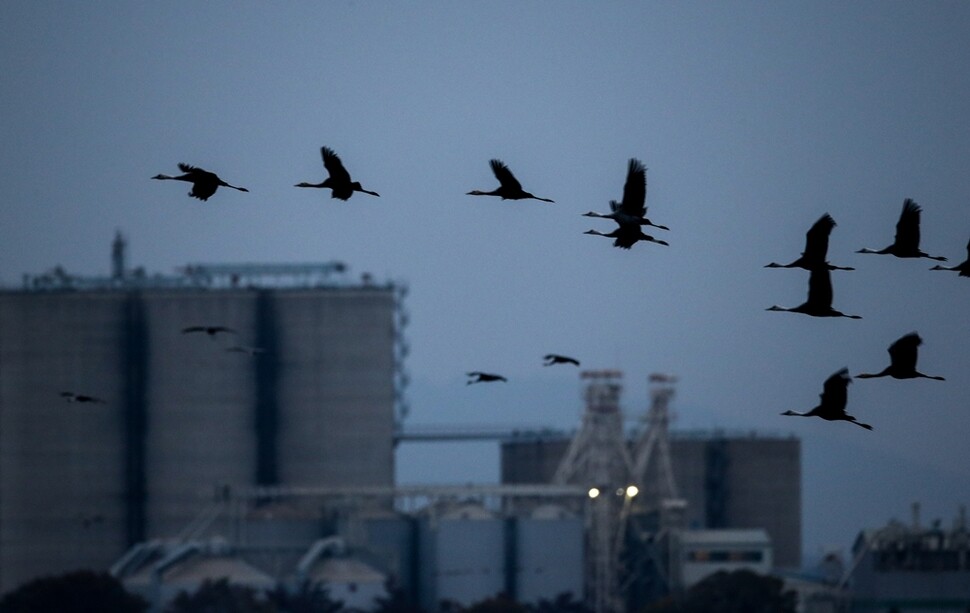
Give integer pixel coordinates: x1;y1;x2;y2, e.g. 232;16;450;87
0;265;399;593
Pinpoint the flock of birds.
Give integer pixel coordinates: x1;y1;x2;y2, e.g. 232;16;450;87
67;147;969;434
761;200;963;430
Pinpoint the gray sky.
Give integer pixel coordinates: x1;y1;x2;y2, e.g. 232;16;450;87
2;2;968;565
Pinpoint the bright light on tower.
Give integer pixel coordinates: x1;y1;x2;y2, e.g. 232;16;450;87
588;487;600;499
626;485;639;498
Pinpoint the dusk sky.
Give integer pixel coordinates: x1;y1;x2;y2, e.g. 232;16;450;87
2;2;968;565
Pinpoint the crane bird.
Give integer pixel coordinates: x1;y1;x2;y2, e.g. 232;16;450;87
543;354;580;367
582;158;669;231
466;371;507;384
467;159;554;202
765;213;854;271
930;237;970;277
766;267;861;319
856;333;945;381
295;146;380;200
152;163;249;201
60;391;106;404
781;368;872;430
182;325;236;338
583;225;669;249
856;199;947;260
226;345;266;356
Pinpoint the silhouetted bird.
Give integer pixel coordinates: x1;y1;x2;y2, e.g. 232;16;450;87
582;159;668;230
856;333;945;381
856;199;946;260
152;163;249;201
765;213;854;271
543;354;580;366
781;368;872;430
467;159;554;202
930;237;970;277
766;267;861;319
466;371;507;384
295;146;380;200
225;345;266;356
182;325;236;338
60;391;106;404
584;225;669;249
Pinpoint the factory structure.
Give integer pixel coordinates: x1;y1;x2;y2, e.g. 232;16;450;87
4;234;963;611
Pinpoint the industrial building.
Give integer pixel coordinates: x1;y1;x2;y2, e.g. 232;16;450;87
0;234;404;594
501;427;802;569
838;503;970;611
1;235;810;613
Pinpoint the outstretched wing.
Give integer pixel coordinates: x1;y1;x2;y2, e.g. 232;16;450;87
803;214;836;263
321;147;351;183
893;199;921;251
619;159;646;217
177;163;204;175
489;160;523;192
820;368;851;414
887;333;920;371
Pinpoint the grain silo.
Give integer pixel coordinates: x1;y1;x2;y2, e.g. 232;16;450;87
0;236;403;593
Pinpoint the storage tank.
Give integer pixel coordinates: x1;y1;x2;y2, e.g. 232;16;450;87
0;272;398;594
418;506;506;610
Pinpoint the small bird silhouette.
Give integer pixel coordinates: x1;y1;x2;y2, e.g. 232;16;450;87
766;267;861;319
295;146;380;200
467;159;554;202
856;198;946;260
182;325;236;338
856;333;945;381
543;354;580;367
466;371;507;384
152;163;249;201
584;225;669;249
60;391;106;404
225;345;266;356
781;368;872;430
765;213;854;271
930;237;970;277
582;159;668;231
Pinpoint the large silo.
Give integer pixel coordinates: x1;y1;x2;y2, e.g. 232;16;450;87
500;430;802;569
0;259;399;594
0;292;130;592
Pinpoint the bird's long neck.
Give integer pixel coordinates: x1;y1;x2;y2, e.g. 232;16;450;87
855;368;889;379
856;246;891;255
467;189;499;197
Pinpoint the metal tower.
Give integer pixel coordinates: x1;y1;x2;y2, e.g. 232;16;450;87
631;373;682;521
553;370;636;613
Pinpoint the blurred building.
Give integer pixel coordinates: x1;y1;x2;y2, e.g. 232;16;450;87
840;503;970;611
501;429;802;569
0;234;404;593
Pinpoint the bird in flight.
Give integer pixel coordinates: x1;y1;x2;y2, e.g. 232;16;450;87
543;354;580;367
466;371;507;384
856;199;946;260
152;163;249;201
582;158;668;231
781;368;872;430
295;146;380;200
766;267;861;319
584;225;669;249
182;325;236;338
930;237;970;277
856;333;945;381
225;345;266;356
60;391;106;404
467;159;554;202
765;213;854;271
